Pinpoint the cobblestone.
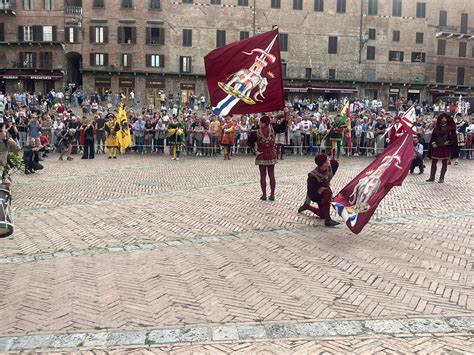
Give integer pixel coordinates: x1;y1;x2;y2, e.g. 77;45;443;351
0;154;472;352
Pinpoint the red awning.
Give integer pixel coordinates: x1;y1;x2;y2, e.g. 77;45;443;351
309;86;358;93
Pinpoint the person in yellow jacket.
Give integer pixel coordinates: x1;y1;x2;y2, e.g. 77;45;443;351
105;113;120;159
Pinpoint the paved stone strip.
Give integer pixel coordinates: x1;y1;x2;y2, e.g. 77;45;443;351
0;316;472;352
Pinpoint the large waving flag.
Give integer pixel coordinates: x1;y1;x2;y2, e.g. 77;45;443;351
332;131;414;234
401;105;417;132
116;103;132;153
340;101;350;125
204;29;284;116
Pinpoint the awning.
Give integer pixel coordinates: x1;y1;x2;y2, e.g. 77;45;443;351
309;86;358;93
429;88;454;94
0;74;63;80
284;87;307;93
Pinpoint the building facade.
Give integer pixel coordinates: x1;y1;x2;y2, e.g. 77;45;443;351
0;0;472;108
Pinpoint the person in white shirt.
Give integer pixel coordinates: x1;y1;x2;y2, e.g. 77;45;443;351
300;116;312;155
410;136;424;174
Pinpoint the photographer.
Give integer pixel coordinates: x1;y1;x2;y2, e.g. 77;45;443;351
56;128;75;161
23;138;43;174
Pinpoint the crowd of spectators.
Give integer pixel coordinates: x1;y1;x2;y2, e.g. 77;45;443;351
0;89;473;179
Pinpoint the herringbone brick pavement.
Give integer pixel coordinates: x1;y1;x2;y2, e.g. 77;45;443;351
0;154;473;351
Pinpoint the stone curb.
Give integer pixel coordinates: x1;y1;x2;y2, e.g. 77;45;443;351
0;316;472;352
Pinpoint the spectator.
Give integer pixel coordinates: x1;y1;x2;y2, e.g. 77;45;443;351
23;138;44;174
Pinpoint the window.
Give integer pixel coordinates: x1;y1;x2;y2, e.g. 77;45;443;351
460;13;468;34
23;26;33;41
44;0;53;10
336;0;346;13
411;52;425;62
182;0;193;3
146;27;165;45
182;29;192;47
22;52;34;68
118;26;136;44
149;0;161;9
91;53;108;66
389;51;404;61
415;32;423;44
392;30;400;42
437;39;446;55
210;0;221;4
39;52;52;68
367;46;375;60
238;0;248;5
293;0;303;10
23;0;33;10
368;0;377;15
459;42;467;57
122;53;132;67
392;0;402;17
305;68;312;79
216;30;226;48
416;2;425;18
328;36;337;54
368;28;376;40
457;67;465;86
439;10;447;27
367;68;376;81
121;0;133;8
65;27;79;43
240;31;249;40
180;56;191;73
281;62;287;78
436;65;444;83
279;33;288;51
271;0;280;8
43;26;52;41
146;54;164;67
93;0;105;7
328;69;336;79
90;26;108;44
314;0;323;11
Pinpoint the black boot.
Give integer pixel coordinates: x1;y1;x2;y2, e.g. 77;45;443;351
426;160;436;182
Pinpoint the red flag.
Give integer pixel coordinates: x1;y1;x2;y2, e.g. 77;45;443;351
204;29;284;116
332;131;414;234
401;105;417;133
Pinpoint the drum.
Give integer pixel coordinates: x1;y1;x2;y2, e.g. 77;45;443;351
0;186;13;238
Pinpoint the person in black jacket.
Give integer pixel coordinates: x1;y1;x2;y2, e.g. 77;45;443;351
297;153;340;227
23;138;43;174
81;119;96;159
273;107;289;160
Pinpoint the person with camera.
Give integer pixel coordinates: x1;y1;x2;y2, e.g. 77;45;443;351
23;138;43;174
56;128;76;161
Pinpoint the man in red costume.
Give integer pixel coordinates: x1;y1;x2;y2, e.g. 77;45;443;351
297;153;340;227
388;115;404;145
426;113;459;183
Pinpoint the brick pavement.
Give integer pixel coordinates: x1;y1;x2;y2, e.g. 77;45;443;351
0;154;473;352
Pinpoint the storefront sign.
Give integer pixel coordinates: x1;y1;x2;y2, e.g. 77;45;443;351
146;78;165;88
0;74;62;80
119;78;135;87
408;89;420;94
180;83;195;90
284;87;307;93
389;88;400;93
95;78;111;86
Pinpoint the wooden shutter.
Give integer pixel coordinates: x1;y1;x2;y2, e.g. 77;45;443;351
52;26;57;42
117;27;123;43
104;53;108;66
145;54;150;66
159;28;165;44
0;23;4;42
90;53;95;66
64;27;70;42
74;28;79;43
32;52;37;67
146;28;150;44
131;27;137;44
89;26;94;43
39;52;44;68
103;26;108;43
161;54;165;67
399;51;404;62
19;52;24;66
18;26;24;42
33;25;43;41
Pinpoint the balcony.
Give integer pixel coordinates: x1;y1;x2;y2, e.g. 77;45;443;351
9;60;54;70
65;6;82;15
436;25;473;39
0;0;16;13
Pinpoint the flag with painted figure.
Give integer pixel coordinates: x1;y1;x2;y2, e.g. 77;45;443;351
400;105;417;133
331;131;414;234
116;103;132;153
204;29;284;116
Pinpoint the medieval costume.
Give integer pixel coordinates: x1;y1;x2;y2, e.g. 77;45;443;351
329;115;343;159
426;113;459;183
298;153;340;227
454;113;466;163
167;119;184;160
105;113;120;159
388;116;404;145
273;108;289;160
220;116;235;160
248;115;277;201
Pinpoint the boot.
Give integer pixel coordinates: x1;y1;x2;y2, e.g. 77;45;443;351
260;194;267;201
297;204;309;213
426;162;436;182
325;219;340;227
